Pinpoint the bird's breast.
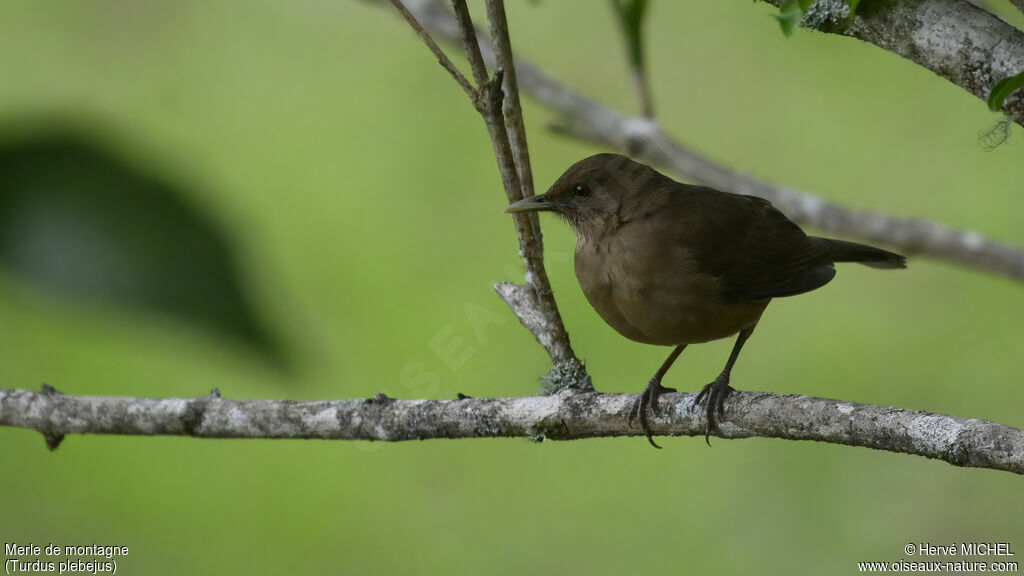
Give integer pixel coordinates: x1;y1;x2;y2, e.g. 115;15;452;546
574;230;766;346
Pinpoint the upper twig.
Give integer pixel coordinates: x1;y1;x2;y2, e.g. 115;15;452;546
388;0;481;110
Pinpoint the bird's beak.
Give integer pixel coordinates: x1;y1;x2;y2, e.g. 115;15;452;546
504;194;555;214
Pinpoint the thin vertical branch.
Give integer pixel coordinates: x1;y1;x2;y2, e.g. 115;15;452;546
391;0;590;391
471;0;587;388
449;0;491;90
484;0;536;200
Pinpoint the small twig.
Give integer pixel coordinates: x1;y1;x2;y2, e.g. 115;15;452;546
388;0;481;109
2;387;1021;475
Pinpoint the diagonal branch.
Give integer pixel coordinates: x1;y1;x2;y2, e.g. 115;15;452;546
2;386;1021;475
388;0;480;109
552;118;1024;281
387;0;1024;283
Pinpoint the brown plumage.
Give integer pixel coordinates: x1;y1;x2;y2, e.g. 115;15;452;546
506;153;905;447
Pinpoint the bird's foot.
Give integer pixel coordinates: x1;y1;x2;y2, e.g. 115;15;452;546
694;374;734;446
627;379;677;449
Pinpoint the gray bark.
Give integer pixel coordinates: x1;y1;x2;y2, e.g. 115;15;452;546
2;386;1021;475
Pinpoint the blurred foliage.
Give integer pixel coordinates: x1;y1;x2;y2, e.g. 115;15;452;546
0;1;1021;575
610;0;649;70
0;133;285;369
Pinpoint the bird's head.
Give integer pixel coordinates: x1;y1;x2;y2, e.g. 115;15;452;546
505;153;656;239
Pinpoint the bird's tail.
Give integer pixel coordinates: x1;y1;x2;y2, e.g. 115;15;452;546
818;238;907;269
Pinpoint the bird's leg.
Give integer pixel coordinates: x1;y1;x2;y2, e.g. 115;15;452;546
694;325;755;445
628;345;685;449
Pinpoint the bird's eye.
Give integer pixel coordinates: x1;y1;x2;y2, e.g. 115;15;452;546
574;184;590;197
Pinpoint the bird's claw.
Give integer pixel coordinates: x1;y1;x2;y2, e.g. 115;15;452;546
627;379;677;449
694;374;734;446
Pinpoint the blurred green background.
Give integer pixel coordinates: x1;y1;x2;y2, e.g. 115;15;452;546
1;1;1022;574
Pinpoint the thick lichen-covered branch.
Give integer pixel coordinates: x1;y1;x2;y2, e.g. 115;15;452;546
2;386;1021;475
763;0;1024;127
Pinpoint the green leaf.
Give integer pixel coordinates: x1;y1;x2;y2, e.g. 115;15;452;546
772;0;805;38
846;0;861;16
610;0;650;70
987;70;1024;112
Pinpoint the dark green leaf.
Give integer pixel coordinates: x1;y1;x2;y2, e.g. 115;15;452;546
0;132;289;370
987;70;1024;112
846;0;861;16
772;0;805;38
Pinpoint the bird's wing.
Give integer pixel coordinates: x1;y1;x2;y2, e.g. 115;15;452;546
680;189;835;302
